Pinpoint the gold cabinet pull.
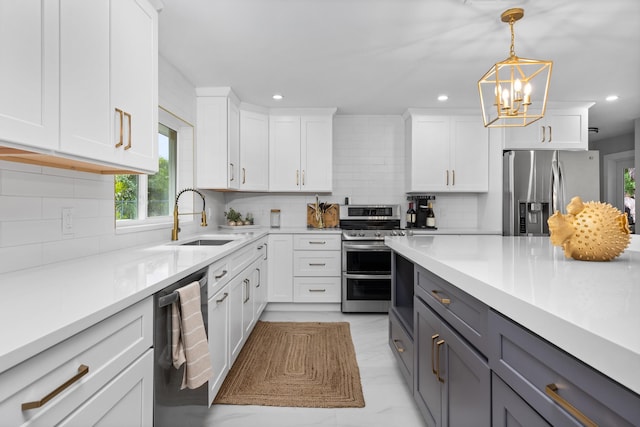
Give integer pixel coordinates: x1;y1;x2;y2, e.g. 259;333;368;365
309;263;326;266
309;289;326;293
548;126;553;143
296;169;299;186
214;270;228;280
393;339;405;353
431;334;440;374
452;170;455;186
243;279;250;303
115;108;124;148
435;339;445;383
446;170;449;185
215;292;229;304
256;268;261;288
309;241;327;245
242;167;246;184
123;112;132;150
431;290;451;306
229;163;235;181
541;125;546;143
545;384;597;427
22;364;89;411
302;169;305;185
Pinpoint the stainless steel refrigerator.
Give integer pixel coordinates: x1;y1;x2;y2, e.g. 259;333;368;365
503;150;600;236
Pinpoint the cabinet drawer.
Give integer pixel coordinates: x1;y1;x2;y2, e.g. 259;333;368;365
293;234;341;250
389;310;413;389
293;277;341;302
293;251;340;276
208;257;230;295
489;311;640;427
0;298;152;427
415;266;488;356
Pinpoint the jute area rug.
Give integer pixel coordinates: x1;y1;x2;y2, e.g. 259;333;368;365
213;321;365;408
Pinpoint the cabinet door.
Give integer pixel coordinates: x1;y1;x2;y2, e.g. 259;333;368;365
415;296;490;427
227;100;240;189
449;116;489;192
493;373;551;427
59;0;113;162
110;0;158;172
267;234;294;302
58;350;153;427
208;285;230;403
301;115;333;192
240;110;269;191
414;297;443;427
0;0;58;150
228;275;244;364
242;275;254;336
269;116;301;191
408;116;450;192
196;96;230;188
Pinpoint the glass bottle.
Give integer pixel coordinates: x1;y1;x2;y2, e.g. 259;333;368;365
426;202;436;228
270;209;281;228
406;202;416;228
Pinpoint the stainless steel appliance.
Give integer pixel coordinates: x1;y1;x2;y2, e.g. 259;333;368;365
154;267;209;426
340;205;402;313
503;149;600;236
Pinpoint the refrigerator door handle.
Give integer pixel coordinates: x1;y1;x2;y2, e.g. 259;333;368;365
551;151;565;213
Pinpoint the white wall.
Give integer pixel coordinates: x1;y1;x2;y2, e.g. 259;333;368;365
0;56;224;274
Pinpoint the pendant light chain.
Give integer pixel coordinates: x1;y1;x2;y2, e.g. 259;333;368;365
509;18;516;58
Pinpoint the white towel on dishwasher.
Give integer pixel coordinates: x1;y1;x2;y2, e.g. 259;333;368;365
171;281;212;389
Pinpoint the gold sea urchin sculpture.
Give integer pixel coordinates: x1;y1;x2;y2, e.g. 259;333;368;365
547;196;631;261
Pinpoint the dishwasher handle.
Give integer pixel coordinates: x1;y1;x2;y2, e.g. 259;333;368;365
158;275;208;308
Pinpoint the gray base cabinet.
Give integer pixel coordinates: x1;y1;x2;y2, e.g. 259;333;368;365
391;255;640;427
414;293;490;427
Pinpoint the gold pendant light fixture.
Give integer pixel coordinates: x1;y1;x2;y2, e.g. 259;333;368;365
478;8;553;128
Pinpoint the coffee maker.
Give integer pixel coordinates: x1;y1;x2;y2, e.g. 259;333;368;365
407;195;435;228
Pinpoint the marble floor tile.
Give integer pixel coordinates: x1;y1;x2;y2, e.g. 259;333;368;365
198;311;427;426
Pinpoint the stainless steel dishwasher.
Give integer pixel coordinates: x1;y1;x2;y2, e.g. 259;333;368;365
154;267;209;426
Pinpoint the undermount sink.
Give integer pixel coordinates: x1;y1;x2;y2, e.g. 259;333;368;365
180;239;233;246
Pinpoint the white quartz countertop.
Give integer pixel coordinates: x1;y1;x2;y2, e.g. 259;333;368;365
0;231;267;373
385;234;640;395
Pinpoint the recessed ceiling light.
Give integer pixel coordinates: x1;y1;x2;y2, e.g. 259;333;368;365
437;95;449;102
605;95;619;102
272;94;284;100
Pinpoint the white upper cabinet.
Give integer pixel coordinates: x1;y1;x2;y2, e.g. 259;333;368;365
195;88;241;189
405;112;489;193
269;110;335;192
0;0;59;150
60;0;158;173
0;0;158;174
239;109;269;191
503;104;591;150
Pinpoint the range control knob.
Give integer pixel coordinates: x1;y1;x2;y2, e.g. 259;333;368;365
399;230;406;236
390;230;397;236
358;232;366;237
349;232;357;237
375;231;382;237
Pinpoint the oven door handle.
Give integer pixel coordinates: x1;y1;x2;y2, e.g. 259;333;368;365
344;273;392;280
342;243;390;251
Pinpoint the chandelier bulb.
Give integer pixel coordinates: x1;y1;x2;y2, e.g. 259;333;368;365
514;79;522;92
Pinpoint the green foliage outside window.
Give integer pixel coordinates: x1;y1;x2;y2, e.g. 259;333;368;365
624;168;635;198
115;175;139;220
148;156;170;217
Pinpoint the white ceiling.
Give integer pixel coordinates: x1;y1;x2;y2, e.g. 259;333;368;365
157;0;640;142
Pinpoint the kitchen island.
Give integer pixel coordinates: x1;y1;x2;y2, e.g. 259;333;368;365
385;234;640;395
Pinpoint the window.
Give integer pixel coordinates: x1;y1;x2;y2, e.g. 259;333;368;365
115;123;177;223
624;167;635;226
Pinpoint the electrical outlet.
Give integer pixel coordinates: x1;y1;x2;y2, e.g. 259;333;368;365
62;208;74;235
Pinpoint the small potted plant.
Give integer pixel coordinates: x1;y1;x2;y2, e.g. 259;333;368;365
245;212;254;225
224;207;242;226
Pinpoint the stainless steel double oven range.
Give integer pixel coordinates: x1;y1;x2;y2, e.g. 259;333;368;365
340;205;404;313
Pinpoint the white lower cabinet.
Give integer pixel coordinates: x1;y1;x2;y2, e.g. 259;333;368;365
0;298;153;427
228;274;245;365
293;234;341;303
